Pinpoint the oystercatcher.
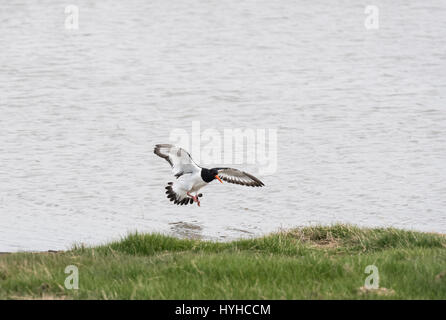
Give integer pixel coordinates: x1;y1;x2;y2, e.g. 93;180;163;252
154;144;264;206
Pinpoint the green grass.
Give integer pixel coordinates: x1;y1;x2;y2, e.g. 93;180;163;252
0;224;445;299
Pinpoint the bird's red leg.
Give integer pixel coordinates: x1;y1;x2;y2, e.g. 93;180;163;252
187;192;199;205
196;193;201;207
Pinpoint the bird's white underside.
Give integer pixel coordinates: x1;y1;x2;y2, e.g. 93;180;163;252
172;172;208;200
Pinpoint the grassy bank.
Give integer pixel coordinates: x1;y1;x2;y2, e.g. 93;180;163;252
0;225;445;299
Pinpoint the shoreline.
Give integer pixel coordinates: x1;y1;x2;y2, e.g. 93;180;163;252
0;250;61;255
1;227;445;255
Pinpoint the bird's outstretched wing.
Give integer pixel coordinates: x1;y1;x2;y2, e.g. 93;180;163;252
215;168;264;187
154;144;200;177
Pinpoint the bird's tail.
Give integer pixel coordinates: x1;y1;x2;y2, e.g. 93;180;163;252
165;182;193;205
165;182;203;206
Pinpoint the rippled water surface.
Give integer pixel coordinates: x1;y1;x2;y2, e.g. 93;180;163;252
1;0;445;251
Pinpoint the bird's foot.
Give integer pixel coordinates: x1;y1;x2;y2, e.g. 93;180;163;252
187;192;201;207
191;195;200;207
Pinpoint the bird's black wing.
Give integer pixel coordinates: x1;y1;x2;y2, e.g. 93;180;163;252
215;168;265;187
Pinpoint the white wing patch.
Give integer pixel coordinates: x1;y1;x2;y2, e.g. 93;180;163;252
154;144;200;177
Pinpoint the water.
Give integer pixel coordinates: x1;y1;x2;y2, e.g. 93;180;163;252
1;0;445;252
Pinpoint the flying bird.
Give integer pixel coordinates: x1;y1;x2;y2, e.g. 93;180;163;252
154;144;264;206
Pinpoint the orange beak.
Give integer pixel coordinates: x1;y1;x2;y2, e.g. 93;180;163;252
215;175;223;183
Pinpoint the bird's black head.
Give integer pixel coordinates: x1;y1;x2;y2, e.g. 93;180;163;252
201;168;223;184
